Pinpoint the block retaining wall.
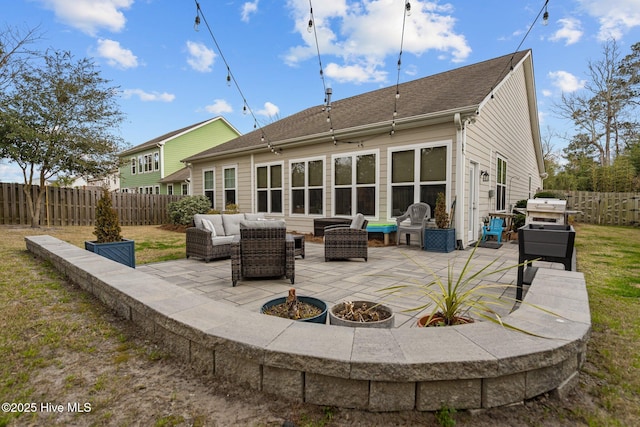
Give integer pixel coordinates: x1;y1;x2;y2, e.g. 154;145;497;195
25;235;591;412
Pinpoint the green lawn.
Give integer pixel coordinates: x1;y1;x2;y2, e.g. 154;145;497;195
0;223;638;426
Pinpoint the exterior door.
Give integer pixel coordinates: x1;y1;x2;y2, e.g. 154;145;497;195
468;161;479;242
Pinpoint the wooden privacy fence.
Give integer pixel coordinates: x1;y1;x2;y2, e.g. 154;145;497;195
0;183;183;226
563;190;640;226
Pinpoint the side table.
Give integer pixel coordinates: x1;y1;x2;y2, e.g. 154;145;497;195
290;234;305;259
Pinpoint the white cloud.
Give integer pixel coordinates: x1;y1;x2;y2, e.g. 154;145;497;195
324;62;387;84
0;161;24;183
548;70;586;93
121;89;175;102
205;99;233;115
549;18;583;45
284;0;470;83
96;39;138;68
186;41;216;72
241;1;259;22
542;89;553;97
38;0;133;36
256;101;280;117
577;0;640;41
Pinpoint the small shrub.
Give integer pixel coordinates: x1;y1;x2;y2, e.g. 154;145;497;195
435;192;449;229
167;196;211;226
534;191;563;199
93;188;122;243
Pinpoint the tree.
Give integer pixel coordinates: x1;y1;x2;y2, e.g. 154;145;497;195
554;40;640;167
0;49;126;227
0;24;42;91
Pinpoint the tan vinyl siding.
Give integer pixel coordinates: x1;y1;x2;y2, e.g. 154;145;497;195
466;64;542;226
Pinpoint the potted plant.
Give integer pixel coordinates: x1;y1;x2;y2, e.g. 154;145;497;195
329;300;394;328
85;188;135;268
261;288;327;324
380;242;556;334
423;193;456;253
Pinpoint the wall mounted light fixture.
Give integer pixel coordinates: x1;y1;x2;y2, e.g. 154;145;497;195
480;170;490;182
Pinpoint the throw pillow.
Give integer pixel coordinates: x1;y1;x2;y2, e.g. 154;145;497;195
202;219;217;237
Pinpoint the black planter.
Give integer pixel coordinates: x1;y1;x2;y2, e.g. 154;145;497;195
261;296;327;324
424;228;456;253
85;239;136;268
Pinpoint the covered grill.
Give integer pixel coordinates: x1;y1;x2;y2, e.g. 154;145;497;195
525;198;567;225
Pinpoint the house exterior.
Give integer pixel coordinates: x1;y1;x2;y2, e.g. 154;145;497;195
183;50;544;247
118;117;241;195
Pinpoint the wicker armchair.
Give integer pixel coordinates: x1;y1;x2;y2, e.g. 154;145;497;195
396;202;431;249
231;220;295;287
324;213;369;262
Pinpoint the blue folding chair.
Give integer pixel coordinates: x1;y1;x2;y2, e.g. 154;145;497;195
482;218;504;243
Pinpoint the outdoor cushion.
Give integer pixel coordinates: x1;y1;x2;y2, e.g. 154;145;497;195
350;213;366;229
244;213;266;220
211;235;234;246
240;219;286;229
201;219;217;237
222;214;245;236
194;214;225;236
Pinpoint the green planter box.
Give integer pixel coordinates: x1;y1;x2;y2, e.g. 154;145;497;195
85;239;136;268
424;228;456;253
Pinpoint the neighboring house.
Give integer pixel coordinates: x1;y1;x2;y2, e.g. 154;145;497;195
183;50;544;247
87;171;120;191
118;117;241;196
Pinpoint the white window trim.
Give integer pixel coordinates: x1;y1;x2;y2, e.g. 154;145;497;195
289;156;326;217
387;140;452;219
131;157;137;175
255;161;285;215
496;154;508;211
203;168;216;209
331;149;379;219
222;164;238;208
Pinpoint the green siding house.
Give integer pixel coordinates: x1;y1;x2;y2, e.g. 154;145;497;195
118;117;240;195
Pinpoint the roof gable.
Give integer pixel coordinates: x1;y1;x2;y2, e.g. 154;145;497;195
119;116;240;156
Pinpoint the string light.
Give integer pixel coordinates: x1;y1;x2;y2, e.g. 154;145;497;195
308;1;338;145
193;1;278;154
489;0;551;100
391;1;410;135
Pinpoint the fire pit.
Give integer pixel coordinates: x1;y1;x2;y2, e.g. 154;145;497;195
517;223;576;300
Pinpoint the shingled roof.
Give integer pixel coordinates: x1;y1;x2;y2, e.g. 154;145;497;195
119;116;237;156
185;50;530;162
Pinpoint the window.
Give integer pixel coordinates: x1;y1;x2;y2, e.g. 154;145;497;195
154;152;159;171
256;163;283;213
223;166;237;207
181;183;189;195
496;155;507;211
291;158;324;215
204;169;215;208
138;156;143;174
131;157;136;175
390;144;448;217
167;184;173;195
333;152;377;217
143;154;153;172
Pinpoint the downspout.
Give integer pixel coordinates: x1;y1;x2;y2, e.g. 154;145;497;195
454;113;465;249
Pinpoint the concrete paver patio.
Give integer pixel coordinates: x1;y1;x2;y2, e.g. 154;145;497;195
138;240;565;328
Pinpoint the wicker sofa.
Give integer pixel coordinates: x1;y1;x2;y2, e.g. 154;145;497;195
186;213;265;262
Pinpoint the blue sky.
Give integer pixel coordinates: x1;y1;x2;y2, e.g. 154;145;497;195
2;0;640;182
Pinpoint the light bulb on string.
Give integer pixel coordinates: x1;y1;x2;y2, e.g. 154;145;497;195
226;71;231;87
307;19;313;33
542;10;549;26
405;1;411;16
194;14;200;32
395;91;400;99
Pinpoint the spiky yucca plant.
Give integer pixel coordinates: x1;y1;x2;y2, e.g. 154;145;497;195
379;242;558;335
93;188;122;243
